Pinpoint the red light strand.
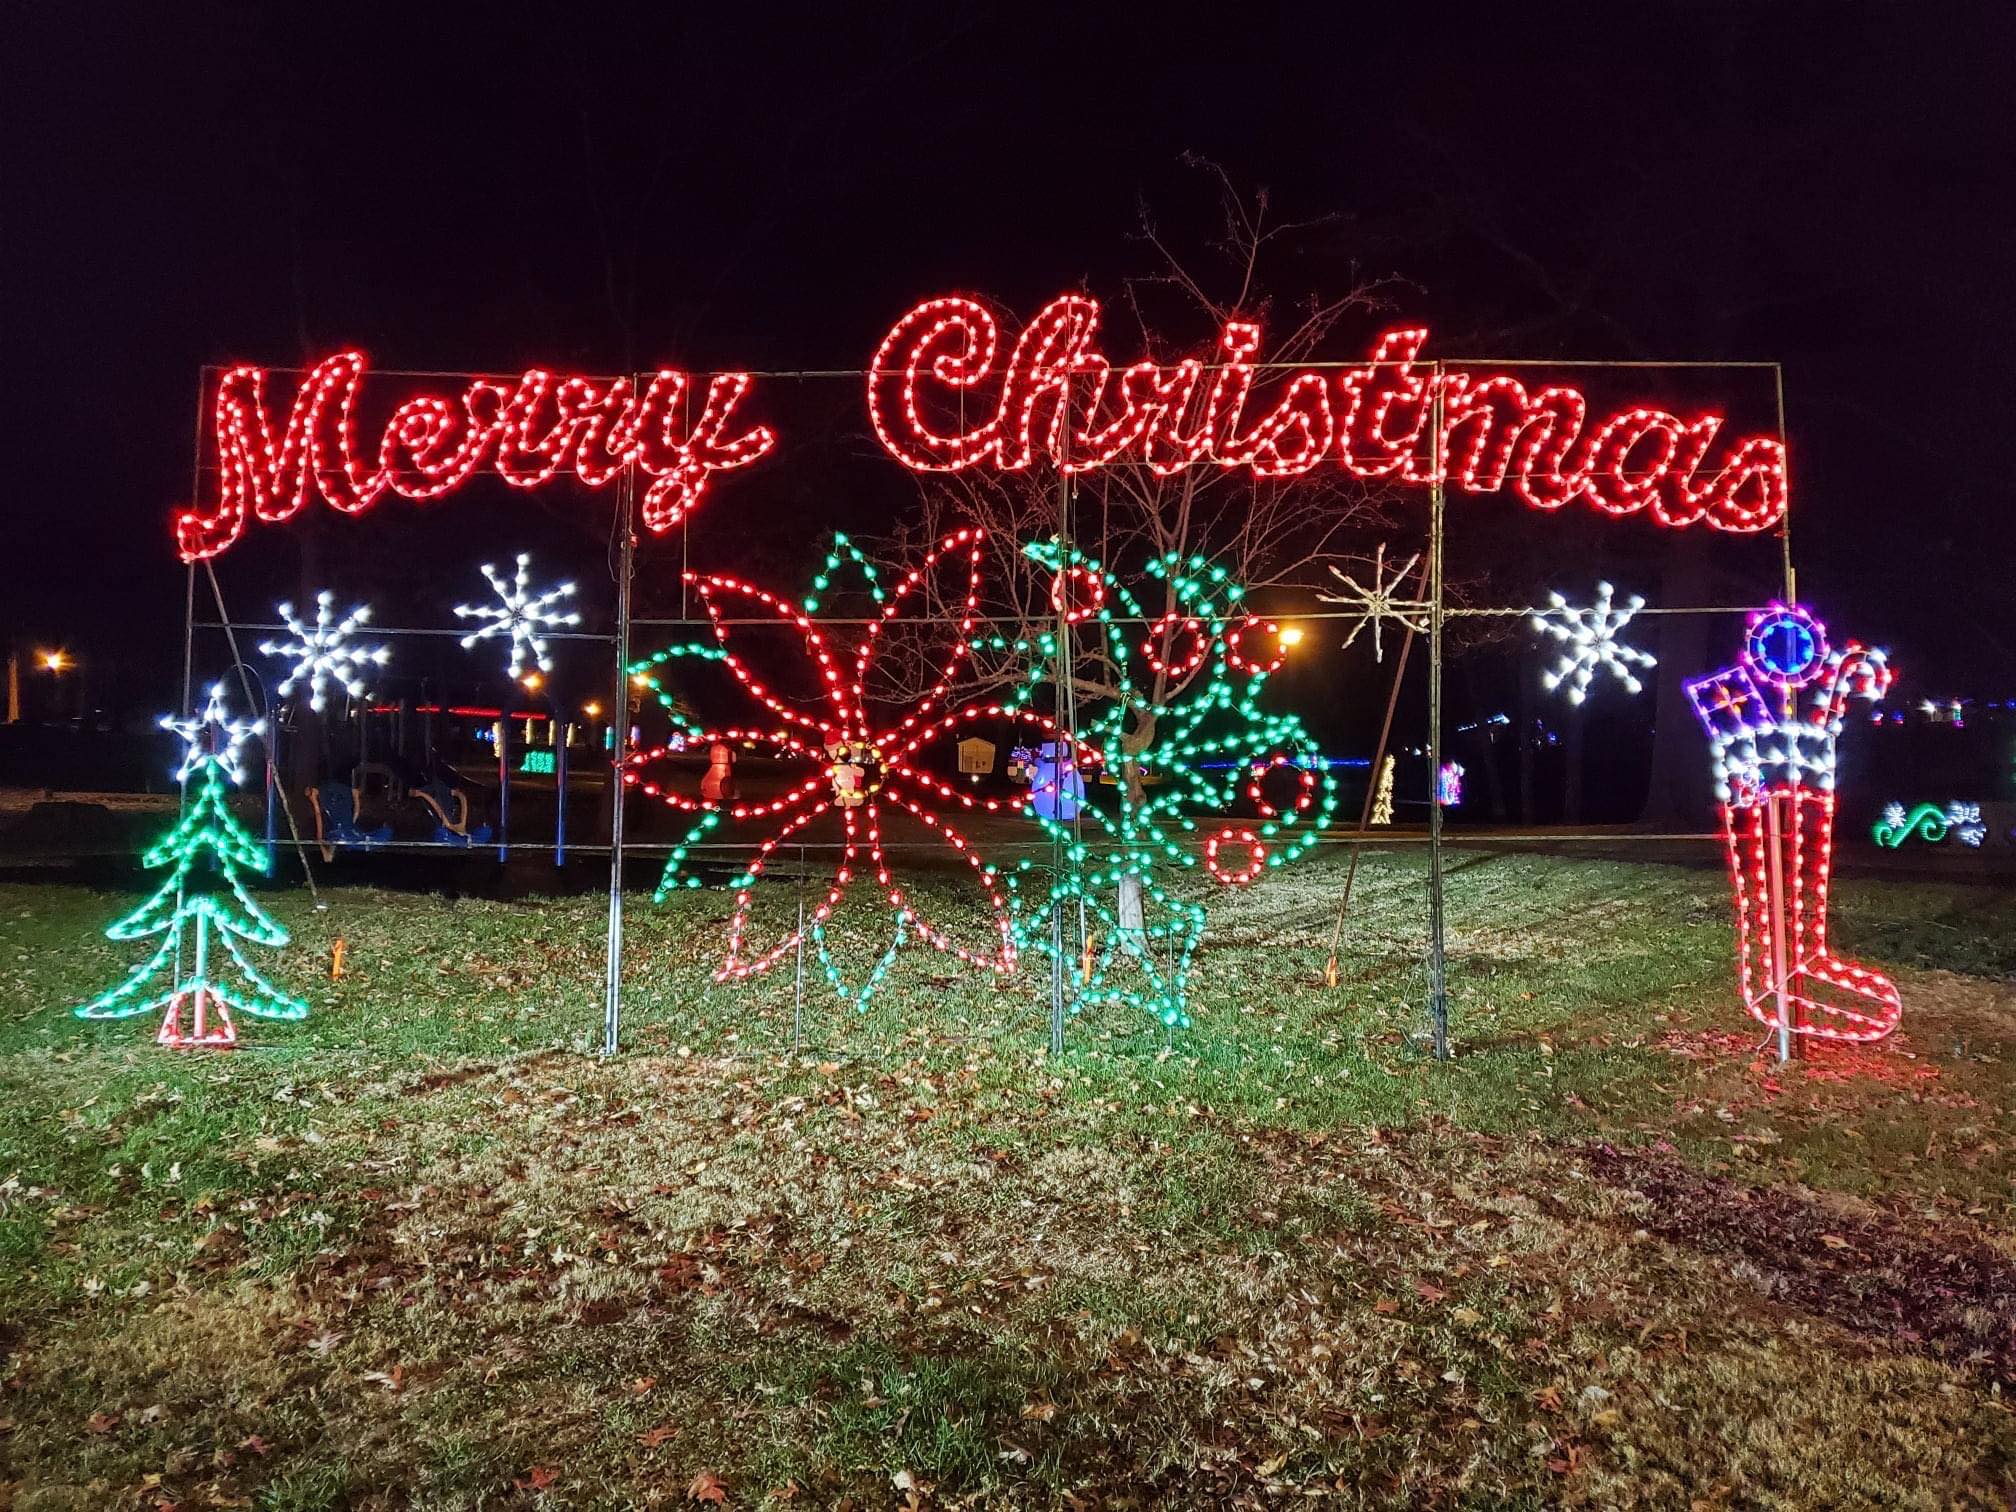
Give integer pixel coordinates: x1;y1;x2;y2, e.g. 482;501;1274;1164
868;296;1787;531
176;353;775;561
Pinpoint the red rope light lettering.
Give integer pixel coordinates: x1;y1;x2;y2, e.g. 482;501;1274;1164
175;353;776;561
868;295;1788;531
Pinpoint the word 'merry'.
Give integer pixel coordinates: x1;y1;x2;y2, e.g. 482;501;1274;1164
869;295;1787;531
174;352;775;561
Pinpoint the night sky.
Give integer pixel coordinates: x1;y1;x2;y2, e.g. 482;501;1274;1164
8;3;2014;709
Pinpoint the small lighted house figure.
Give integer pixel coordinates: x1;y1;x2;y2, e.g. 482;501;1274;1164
956;735;997;776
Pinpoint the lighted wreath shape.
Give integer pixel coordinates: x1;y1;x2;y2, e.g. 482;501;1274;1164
1000;542;1337;1028
624;527;1093;1007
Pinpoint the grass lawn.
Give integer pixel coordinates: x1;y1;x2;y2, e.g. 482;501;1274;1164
1;848;2013;1508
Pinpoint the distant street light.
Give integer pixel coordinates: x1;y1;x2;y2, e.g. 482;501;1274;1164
1277;625;1305;649
38;649;71;672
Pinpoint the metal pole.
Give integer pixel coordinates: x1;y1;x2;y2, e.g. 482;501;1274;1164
793;855;806;1054
1049;401;1076;1052
180;566;197;719
1425;368;1450;1060
1773;363;1795;604
603;475;637;1057
1324;554;1433;982
554;721;570;866
1049;899;1066;1055
263;735;278;864
1764;792;1796;1062
494;718;509;864
201;561;321;907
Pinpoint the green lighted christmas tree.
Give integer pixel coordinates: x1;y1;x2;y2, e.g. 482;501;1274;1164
75;682;307;1048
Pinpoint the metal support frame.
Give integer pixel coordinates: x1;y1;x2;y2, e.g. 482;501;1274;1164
554;721;570;866
1049;408;1077;1056
1762;790;1798;1063
494;718;510;863
1424;368;1450;1060
171;350;1791;1066
603;472;636;1057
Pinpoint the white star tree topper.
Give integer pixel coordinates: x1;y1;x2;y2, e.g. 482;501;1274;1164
1531;581;1656;704
161;681;264;786
259;591;391;712
1318;543;1429;662
455;553;580;677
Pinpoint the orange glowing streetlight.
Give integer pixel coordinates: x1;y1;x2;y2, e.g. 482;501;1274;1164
1276;625;1306;650
37;649;71;673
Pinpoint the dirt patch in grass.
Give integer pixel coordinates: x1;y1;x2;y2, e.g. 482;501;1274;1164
1586;1142;2016;1390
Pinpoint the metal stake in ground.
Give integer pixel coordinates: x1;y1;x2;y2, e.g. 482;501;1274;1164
602;472;636;1057
1425;374;1450;1061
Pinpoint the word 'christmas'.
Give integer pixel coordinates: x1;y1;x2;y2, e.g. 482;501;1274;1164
869;295;1786;531
175;352;775;561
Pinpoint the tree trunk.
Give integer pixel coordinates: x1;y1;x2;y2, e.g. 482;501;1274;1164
1116;871;1145;937
1115;743;1150;939
1462;658;1508;820
1517;670;1536;824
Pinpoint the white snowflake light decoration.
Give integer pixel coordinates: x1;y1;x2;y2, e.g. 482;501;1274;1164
1947;800;1986;847
259;591;390;713
1318;543;1429;662
161;681;264;785
1530;581;1655;704
455;553;580;678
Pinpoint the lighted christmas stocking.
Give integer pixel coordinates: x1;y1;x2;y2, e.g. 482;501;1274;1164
1689;605;1899;1045
1717;787;1900;1043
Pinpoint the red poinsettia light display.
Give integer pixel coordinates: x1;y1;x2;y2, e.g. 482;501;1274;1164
624;527;1091;1004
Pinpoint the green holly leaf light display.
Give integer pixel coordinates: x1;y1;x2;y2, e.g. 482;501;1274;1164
991;542;1337;1029
622;530;1334;1030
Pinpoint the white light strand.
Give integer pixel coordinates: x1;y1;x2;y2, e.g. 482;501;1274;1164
1530;581;1655;704
161;681;263;785
1948;800;1987;847
454;553;580;678
259;591;390;713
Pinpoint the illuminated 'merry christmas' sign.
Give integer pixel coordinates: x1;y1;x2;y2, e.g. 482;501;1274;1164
174;293;1787;560
174;354;775;561
869;296;1786;530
